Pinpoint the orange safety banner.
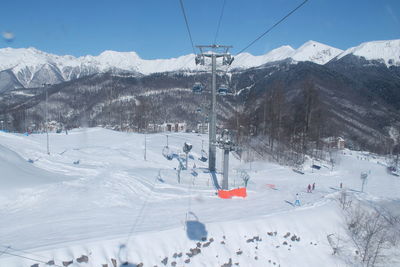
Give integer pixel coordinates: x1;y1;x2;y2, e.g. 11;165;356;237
218;187;247;199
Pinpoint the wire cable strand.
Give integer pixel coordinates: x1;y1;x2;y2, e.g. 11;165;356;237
0;250;63;267
0;245;64;263
178;0;196;54
214;0;227;45
236;0;309;55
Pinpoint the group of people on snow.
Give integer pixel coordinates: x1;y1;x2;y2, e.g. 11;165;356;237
294;182;316;206
306;182;315;193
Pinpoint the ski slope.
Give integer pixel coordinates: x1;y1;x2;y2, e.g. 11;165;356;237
0;128;399;267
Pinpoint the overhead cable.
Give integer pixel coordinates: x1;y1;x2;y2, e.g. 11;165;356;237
178;0;196;54
236;0;309;54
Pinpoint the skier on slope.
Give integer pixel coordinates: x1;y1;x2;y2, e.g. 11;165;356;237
312;182;315;191
294;193;301;206
307;184;311;193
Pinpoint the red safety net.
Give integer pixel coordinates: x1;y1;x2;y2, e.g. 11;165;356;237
218;187;247;199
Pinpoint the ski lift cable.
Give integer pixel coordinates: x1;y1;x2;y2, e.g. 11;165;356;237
213;0;227;45
167;135;208;154
236;0;309;55
0;249;64;267
234;58;286;97
186;171;196;221
178;0;196;54
124;174;160;248
223;60;234;94
0;245;64;263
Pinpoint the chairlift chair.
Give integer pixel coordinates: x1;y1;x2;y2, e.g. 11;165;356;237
162;146;173;160
223;54;234;66
195;55;205;65
218;84;229;96
192;82;204;94
199;149;208;162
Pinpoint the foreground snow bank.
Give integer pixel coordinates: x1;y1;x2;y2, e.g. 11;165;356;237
0;144;70;190
0;200;346;267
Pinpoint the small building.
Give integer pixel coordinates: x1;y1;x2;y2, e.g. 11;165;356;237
147;123;162;132
337;137;345;150
324;136;345;150
165;122;186;132
148;122;187;133
197;122;209;134
47;121;62;132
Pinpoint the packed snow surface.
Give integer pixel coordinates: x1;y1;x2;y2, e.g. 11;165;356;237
0;144;69;189
0;128;399;266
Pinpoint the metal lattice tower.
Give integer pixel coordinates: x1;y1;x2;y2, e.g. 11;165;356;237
195;45;234;172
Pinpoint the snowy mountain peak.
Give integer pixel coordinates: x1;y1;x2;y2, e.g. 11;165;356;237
336;39;400;66
232;45;295;69
291;40;344;65
97;50;140;60
89;50;142;71
266;45;295;59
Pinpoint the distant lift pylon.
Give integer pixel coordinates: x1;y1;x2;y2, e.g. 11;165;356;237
193;44;234;172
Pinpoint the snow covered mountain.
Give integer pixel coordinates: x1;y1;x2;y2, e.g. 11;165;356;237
335;39;400;67
290;40;343;65
229;40;343;68
0;39;398;91
231;45;296;69
0;47;198;89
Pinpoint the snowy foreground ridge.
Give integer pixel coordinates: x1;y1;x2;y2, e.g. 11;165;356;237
0;128;399;267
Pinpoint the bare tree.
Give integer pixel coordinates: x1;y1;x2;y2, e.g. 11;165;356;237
338;189;352;210
345;204;400;266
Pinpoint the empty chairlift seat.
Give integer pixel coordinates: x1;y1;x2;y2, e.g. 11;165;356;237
199;149;208;162
162;146;173;160
218;84;229;96
192;82;204;94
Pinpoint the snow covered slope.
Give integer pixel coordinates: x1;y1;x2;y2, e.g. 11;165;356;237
0;128;399;266
335;39;400;66
0;144;66;190
0;133;71;190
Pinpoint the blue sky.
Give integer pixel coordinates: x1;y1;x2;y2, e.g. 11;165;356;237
0;0;399;59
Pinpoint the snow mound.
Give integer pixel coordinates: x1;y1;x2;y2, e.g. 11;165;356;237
0;144;69;190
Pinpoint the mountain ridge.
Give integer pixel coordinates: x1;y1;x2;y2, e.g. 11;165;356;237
0;39;398;91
